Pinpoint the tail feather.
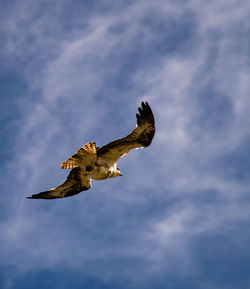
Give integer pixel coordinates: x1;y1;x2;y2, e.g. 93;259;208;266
61;142;97;169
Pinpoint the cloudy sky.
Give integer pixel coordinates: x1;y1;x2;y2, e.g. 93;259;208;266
1;0;250;288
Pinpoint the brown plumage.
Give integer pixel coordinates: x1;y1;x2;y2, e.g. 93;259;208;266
27;101;155;199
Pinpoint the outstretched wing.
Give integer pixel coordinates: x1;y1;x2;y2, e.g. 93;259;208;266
97;101;155;163
27;167;91;199
61;142;97;169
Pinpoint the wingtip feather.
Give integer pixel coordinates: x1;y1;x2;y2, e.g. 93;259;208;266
137;101;155;125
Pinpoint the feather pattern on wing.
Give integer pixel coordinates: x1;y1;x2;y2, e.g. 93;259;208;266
27;167;91;199
61;142;97;169
97;101;155;163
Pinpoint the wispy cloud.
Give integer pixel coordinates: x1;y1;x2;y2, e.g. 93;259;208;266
0;0;250;288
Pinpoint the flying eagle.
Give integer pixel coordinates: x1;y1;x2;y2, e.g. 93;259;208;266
27;102;155;199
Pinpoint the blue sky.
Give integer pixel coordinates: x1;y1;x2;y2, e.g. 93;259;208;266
0;0;250;288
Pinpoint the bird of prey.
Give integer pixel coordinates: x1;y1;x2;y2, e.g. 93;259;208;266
27;102;155;199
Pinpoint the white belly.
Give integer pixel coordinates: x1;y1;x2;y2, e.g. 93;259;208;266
89;157;121;180
90;165;110;180
90;164;120;180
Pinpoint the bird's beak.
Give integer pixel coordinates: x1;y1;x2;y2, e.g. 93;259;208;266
119;173;123;176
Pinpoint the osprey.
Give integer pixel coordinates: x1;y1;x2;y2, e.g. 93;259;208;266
27;102;155;199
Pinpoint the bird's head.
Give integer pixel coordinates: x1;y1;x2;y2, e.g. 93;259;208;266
117;167;123;177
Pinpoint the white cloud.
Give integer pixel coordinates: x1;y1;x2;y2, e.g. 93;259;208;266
1;0;249;287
